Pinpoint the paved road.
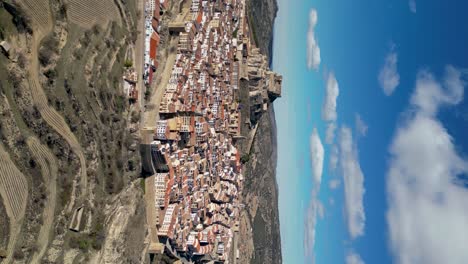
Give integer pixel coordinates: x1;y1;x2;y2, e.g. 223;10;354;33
143;36;179;128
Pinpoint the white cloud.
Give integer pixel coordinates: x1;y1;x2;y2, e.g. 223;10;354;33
322;72;340;121
409;0;417;13
329;144;339;171
355;114;368;137
346;251;365;264
410;66;464;115
304;198;324;261
310;128;325;186
387;66;468;264
307;9;321;70
325;122;337;144
339;126;366;239
378;49;400;96
329;179;341;189
305;128;325;262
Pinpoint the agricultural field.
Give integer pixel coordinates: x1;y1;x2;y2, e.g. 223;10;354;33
68;0;122;29
27;137;58;264
0;144;28;262
21;0;52;33
0;146;27;221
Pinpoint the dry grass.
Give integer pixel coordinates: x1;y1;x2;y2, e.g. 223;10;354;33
68;0;122;29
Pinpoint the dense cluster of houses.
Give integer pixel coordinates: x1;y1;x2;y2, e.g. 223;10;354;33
145;0;252;262
145;0;168;85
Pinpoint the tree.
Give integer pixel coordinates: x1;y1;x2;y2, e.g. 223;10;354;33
124;59;133;68
240;154;250;164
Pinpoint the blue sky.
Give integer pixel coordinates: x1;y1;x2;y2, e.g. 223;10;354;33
273;1;468;264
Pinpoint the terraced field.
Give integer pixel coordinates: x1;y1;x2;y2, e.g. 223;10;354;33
28;78;88;200
27;137;58;264
0;147;28;221
68;0;122;29
21;0;52;34
0;144;28;262
20;0;88;205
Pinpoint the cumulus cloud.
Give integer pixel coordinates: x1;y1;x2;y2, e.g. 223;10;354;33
305;128;325;262
307;9;321;70
378;48;400;96
322;72;340;121
346;251;365;264
339;126;366;239
329;144;339;171
387;66;468;264
329;179;341;189
355;114;368;137
305;198;324;261
409;0;417;13
326;122;337;144
310;128;325;186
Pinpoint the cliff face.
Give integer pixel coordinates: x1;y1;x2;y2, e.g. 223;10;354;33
239;0;282;263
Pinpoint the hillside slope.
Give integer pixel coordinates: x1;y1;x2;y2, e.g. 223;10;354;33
238;0;282;263
0;1;145;263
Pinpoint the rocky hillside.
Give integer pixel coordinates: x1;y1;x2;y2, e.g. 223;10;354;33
237;0;282;263
0;1;146;263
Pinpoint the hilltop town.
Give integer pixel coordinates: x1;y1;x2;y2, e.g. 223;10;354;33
0;0;280;263
138;0;281;262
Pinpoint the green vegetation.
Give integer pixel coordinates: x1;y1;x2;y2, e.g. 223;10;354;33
241;154;251;164
124;59;133;68
0;5;19;40
140;178;145;194
232;28;238;38
144;90;151;101
247;11;258;46
39;34;59;66
68;212;105;252
2;2;32;34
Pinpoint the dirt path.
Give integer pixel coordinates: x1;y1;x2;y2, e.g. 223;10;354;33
0;144;28;264
27;137;58;264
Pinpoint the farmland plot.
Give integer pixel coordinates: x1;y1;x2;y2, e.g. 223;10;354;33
21;0;52;33
0;144;28;261
68;0;122;29
27;137;58;264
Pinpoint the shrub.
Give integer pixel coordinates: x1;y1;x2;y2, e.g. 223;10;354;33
38;48;54;66
42;34;59;53
124;59;133;68
79;239;90;251
58;3;68;20
240;154;250;164
130;111;140;123
4;3;32;33
13;248;24;260
144;90;150;100
140;178;145;193
44;68;57;80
